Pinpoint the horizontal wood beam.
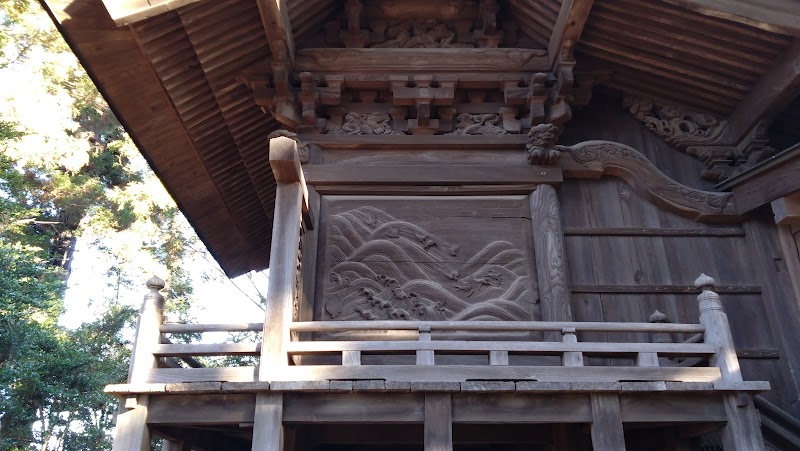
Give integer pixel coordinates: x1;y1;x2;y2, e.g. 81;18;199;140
722;145;800;214
771;192;800;225
659;0;800;35
302;165;562;185
101;0;205;25
726;39;800;143
144;392;730;425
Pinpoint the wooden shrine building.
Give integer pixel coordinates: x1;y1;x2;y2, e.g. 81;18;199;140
44;0;800;449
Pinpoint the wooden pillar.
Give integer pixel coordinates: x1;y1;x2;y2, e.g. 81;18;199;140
561;327;583;367
259;136;305;374
424;394;453;451
253;136;305;451
530;184;573;341
252;393;285;451
590;394;626;450
112;395;150;451
113;277;165;451
695;274;765;451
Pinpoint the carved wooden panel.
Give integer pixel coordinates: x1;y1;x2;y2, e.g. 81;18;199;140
314;196;539;322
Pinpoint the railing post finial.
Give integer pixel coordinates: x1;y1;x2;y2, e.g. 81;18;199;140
694;273;716;291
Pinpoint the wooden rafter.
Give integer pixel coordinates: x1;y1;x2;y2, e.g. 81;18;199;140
660;0;800;36
548;0;595;67
256;0;295;64
101;0;205;25
726;39;800;143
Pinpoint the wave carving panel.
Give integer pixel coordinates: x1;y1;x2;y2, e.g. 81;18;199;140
321;205;539;322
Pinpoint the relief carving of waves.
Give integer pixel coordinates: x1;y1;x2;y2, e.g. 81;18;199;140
323;206;538;321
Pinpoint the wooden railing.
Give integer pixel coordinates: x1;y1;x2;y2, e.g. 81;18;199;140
124;271;764;390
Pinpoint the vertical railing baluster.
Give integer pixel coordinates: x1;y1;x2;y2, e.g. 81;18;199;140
417;325;435;365
638;310;667;367
129;276;166;383
561;327;584;367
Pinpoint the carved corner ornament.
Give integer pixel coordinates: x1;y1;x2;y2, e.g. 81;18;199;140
267;129;310;163
559;140;739;222
526;123;561;165
623;95;778;183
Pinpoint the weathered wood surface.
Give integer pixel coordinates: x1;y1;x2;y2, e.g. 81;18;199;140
530;185;574;341
313;196;539;323
111;395;149;451
290;320;705;333
559;140;738;222
559;173;799;414
284;340;714;356
129;278;165;384
724;145;800;214
101;0;204;25
659;0;800;35
772;193;800;225
259;182;303;374
590;394;626;450
303;165;562;185
548;0;595;65
424;394;452;451
251;393;284;451
294;48;549;73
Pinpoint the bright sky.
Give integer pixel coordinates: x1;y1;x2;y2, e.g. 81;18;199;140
62;237;268;340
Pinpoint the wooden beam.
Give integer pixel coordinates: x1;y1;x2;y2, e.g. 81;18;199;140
772;192;800;225
548;0;595;67
660;0;800;36
112;395;150;451
256;0;295;64
101;0;205;26
724;145;800;214
302;165;562;186
726;39;800;142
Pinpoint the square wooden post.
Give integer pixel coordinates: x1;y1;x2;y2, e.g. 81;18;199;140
425;394;453;451
253;136;306;451
590;394;626;450
695;274;765;451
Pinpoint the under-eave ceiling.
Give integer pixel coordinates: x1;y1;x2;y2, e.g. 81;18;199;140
577;0;793;116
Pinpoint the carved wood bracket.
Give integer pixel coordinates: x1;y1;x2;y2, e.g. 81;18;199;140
242;68;593;138
624;95;778;183
560;140;739;222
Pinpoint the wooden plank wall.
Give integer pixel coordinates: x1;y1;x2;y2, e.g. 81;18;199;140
559;89;800;416
559;179;800;418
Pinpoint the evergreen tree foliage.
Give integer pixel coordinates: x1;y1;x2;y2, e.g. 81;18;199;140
0;1;259;449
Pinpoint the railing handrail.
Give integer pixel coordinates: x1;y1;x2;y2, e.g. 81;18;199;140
288;320;705;334
161;323;263;333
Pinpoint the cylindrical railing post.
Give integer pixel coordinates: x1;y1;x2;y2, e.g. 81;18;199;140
641;310;670;367
695;273;742;382
128;276;165;384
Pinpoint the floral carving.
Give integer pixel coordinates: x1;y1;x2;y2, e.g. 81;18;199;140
371;20;473;49
327;112;404;135
526;123;561;165
446;113;507;135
